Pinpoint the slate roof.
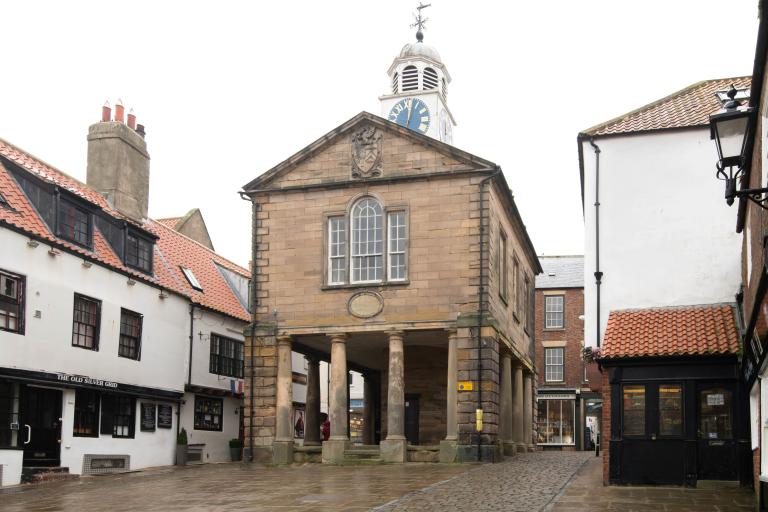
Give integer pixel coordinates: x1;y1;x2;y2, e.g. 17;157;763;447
535;255;583;289
600;304;739;360
581;76;752;137
0;137;250;322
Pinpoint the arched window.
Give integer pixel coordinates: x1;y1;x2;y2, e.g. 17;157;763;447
402;65;418;91
423;67;438;90
351;198;383;282
392;72;399;94
326;197;408;285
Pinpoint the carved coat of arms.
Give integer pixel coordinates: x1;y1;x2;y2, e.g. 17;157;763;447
351;126;383;178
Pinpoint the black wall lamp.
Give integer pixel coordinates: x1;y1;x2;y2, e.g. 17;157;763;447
710;85;765;207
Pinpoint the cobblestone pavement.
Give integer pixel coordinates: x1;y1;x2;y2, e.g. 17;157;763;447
550;456;755;512
375;451;592;511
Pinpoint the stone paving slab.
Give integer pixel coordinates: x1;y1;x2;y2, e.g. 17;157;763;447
549;455;755;512
375;451;592;511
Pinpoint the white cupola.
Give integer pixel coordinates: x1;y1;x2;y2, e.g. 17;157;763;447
379;24;456;144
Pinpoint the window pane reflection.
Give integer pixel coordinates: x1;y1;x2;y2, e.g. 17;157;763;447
659;384;683;436
623;385;645;436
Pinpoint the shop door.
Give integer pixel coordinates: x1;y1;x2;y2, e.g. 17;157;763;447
697;384;737;480
22;386;62;466
405;394;419;445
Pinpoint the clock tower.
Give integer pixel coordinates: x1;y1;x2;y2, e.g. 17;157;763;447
380;6;456;144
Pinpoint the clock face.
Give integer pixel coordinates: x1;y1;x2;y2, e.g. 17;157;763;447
388;98;431;134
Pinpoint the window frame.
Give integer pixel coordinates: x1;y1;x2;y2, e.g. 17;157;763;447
544;347;565;383
57;196;92;249
194;395;223;431
498;228;508;303
324;198;409;288
118;308;143;361
73;388;100;438
125;229;153;274
0;269;25;335
0;379;21;448
622;384;647;438
209;333;244;378
544;295;565;329
658;383;684;438
71;293;101;351
112;395;135;439
536;397;576;446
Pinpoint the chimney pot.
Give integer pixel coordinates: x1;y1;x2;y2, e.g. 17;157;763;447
127;108;136;130
101;101;111;122
115;99;125;123
136;124;146;138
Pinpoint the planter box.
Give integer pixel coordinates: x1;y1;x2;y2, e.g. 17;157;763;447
176;444;188;466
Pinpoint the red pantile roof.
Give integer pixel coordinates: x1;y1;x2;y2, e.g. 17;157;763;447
601;304;739;359
0;137;250;322
581;77;752;137
155;217;181;229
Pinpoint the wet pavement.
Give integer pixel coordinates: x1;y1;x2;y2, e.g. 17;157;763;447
550;455;755;512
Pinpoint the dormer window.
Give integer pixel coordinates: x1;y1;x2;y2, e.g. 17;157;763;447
125;231;153;274
58;198;91;248
402;65;418;91
392;72;399;94
181;266;203;291
423;67;438;90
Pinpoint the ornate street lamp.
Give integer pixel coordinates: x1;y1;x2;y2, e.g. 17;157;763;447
709;85;763;207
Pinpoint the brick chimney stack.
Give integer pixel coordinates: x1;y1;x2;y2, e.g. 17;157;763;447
86;100;150;221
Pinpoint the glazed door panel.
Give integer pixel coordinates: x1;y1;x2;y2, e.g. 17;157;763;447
697;384;737;480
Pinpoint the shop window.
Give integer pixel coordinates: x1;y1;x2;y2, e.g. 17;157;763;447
118;308;142;360
659;384;683;436
209;334;244;378
100;394;135;438
545;295;564;329
623;385;646;436
0;379;20;448
544;348;564;382
699;387;733;440
536;398;575;445
72;294;101;350
194;396;223;431
73;389;100;437
0;270;24;334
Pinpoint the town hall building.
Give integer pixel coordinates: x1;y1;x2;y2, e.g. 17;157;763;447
241;23;541;464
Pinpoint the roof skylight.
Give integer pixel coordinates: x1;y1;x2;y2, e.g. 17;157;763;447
181;266;203;291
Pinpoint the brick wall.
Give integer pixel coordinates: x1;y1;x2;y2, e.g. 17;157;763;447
534;287;585;389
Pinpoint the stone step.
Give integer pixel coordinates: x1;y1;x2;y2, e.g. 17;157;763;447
344;449;380;458
342;458;384;465
21;467;78;485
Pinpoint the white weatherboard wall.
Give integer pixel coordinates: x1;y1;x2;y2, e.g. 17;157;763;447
581;129;742;348
0;229;188;392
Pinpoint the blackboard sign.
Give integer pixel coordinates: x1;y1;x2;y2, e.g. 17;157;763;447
140;402;156;432
157;404;173;429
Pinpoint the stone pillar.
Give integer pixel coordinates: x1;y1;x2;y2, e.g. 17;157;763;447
272;335;294;464
500;353;515;456
363;373;375;445
381;330;406;463
524;372;534;451
513;365;525;452
304;355;321;446
322;333;349;463
440;328;459;462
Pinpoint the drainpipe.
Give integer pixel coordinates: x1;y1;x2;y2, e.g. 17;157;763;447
240;192;259;462
477;168;501;461
589;139;603;348
188;304;195;386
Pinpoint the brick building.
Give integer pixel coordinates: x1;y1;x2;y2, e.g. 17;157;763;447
240;30;541;464
535;256;600;451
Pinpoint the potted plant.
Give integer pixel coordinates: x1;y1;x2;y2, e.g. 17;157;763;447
229;438;242;462
176;428;188;466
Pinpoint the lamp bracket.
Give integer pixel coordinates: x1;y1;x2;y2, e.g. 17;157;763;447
735;187;768;210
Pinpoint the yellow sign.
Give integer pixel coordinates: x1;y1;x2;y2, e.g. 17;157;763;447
458;381;473;391
476;409;483;431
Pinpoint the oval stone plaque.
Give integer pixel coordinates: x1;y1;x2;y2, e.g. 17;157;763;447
348;291;383;318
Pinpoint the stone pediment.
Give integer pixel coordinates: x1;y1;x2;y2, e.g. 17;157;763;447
242;112;496;192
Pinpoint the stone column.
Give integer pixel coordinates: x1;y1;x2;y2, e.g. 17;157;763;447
513;365;525;452
381;330;406;462
272;335;294;464
304;355;321;446
440;328;459;463
322;333;349;463
500;352;515;456
524;372;534;451
363;373;375;445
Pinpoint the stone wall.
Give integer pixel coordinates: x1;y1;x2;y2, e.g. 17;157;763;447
243;327;278;462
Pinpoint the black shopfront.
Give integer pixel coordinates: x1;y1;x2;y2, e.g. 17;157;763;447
605;355;751;486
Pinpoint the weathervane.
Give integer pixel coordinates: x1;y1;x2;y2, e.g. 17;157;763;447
411;2;431;42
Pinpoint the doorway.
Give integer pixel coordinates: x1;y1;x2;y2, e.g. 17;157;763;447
404;393;419;445
697;383;737;480
22;386;62;467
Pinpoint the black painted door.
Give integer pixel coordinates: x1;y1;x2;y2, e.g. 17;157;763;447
697;384;737;480
405;393;419;445
22;387;62;466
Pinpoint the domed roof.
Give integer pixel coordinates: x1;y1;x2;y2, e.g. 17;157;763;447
399;41;442;64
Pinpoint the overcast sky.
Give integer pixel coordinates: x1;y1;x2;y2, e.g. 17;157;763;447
0;1;760;267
